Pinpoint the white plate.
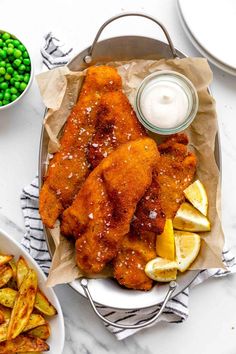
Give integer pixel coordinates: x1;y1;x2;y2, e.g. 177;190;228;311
177;0;236;76
0;228;64;354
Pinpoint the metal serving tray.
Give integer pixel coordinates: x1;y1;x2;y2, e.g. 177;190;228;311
39;13;221;330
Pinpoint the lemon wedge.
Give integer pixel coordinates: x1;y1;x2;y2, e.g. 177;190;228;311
184;180;208;216
145;257;178;282
173;202;211;232
175;231;201;272
156;219;175;261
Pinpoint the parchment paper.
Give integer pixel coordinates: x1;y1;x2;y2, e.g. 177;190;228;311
36;57;225;287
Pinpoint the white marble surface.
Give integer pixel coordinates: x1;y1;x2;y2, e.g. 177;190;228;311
0;0;236;353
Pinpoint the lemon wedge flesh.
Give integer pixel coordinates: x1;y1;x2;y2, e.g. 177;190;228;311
156;219;175;261
175;231;201;272
184;180;208;216
173;202;211;232
145;257;178;282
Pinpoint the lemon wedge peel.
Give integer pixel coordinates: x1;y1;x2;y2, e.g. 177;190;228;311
173;202;211;232
156;219;175;261
184;180;208;216
145;257;178;282
175;231;201;272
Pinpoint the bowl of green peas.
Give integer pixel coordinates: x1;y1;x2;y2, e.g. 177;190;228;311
0;30;33;110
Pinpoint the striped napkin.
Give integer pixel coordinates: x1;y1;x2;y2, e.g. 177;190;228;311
21;32;236;340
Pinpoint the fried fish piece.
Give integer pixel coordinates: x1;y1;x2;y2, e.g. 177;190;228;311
132;133;197;233
113;230;156;291
157;133;197;218
61;138;159;274
88;91;146;169
39;66;122;228
114;134;197;291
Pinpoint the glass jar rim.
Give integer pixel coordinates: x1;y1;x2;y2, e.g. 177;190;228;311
135;70;199;135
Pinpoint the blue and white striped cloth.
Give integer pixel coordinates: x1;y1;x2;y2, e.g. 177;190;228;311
20;33;236;340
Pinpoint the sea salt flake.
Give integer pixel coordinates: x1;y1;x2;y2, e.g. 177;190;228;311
149;211;157;219
88;213;94;219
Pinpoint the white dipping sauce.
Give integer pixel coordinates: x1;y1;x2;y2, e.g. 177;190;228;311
140;80;190;129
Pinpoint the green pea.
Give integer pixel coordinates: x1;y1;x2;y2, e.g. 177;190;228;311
10;78;15;85
0;77;4;83
0;50;7;59
0;82;8;90
4;92;11;100
8;55;14;62
3;99;10;105
7;66;13;74
0;39;3;47
25;66;31;73
4;73;11;80
19;64;26;72
2;33;11;40
19;82;27;91
14;81;20;89
5;88;11;94
13;49;22;58
23;58;30;66
23;51;29;58
11;94;18;101
24;74;30;83
0;61;6;67
13;59;21;67
18;44;26;52
0;93;3;100
0;67;6;75
7;43;14;48
7;47;14;55
5;39;13;44
10;87;17;94
6;63;11;67
13;39;20;47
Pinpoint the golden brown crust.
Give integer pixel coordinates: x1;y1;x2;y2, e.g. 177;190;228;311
39;66;122;228
61;138;159;274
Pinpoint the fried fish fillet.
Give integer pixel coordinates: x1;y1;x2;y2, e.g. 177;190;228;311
157;133;197;218
132;133;197;233
39;66;122;228
113;230;156;291
114;134;197;290
88;91;146;169
61;138;159;274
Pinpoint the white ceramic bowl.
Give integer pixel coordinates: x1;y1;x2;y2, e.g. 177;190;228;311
0;30;33;111
0;228;64;353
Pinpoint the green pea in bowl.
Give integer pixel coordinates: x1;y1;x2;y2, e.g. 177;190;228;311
0;30;33;110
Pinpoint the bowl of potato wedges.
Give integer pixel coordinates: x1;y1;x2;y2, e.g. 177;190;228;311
0;228;64;353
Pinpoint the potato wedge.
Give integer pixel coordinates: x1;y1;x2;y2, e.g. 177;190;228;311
7;270;37;340
0;254;13;266
0;265;13;288
0;288;17;308
0;321;8;342
34;290;57;316
16;257;29;289
0;334;49;353
9;260;17;280
27;323;50;340
23;314;46;332
0;305;11;321
0;312;4;325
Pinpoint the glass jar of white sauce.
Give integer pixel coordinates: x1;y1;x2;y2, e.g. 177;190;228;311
135;71;199;134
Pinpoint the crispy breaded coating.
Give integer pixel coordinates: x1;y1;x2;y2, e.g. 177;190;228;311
61;138;159;274
88;91;146;168
39;66;122;228
113;230;156;291
157;133;197;218
132;133;196;234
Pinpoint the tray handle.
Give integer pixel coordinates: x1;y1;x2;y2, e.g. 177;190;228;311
84;12;178;64
80;278;177;330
